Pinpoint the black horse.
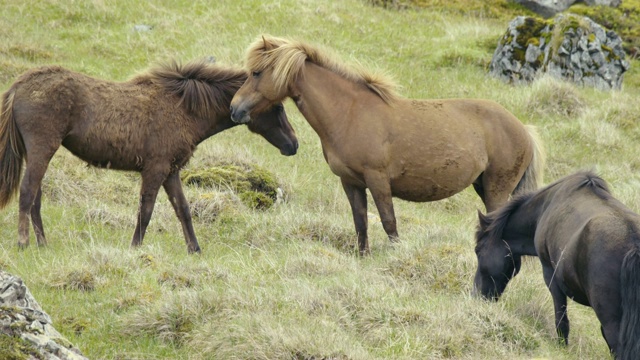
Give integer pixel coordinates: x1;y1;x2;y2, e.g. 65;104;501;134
474;170;640;359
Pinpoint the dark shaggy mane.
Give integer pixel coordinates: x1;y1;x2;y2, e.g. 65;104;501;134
475;191;535;247
132;60;247;119
475;170;611;247
575;170;611;200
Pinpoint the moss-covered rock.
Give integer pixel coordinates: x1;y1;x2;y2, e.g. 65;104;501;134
570;1;640;57
181;163;282;210
490;14;629;90
0;270;88;359
0;334;44;360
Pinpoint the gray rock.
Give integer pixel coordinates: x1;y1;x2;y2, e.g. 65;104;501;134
583;0;621;6
0;270;88;360
489;14;629;90
511;0;576;18
511;0;621;17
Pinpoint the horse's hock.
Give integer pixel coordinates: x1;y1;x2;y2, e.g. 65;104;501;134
489;14;629;90
0;270;88;360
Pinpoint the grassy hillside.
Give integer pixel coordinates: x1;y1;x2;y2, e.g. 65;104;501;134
1;0;639;358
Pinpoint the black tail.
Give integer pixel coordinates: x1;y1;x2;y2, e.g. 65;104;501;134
0;88;25;208
618;244;640;359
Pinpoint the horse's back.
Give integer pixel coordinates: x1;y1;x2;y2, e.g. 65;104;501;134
536;179;639;306
7;65;190;171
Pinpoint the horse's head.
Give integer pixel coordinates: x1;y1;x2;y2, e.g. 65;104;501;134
230;35;295;124
473;210;521;301
247;102;298;156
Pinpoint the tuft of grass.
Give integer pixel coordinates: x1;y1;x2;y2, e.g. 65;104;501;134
50;269;96;292
385;243;474;293
525;75;586;119
59;317;91;336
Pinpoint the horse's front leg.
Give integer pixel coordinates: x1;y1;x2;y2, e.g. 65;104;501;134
131;169;167;249
340;179;368;256
543;265;570;345
364;171;398;243
163;171;201;254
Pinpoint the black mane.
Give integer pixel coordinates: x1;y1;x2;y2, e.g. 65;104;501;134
475;170;611;247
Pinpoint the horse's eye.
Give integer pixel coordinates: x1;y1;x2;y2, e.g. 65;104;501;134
252;71;261;77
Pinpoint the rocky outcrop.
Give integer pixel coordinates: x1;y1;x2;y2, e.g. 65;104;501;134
0;270;88;360
489;14;629;90
511;0;621;18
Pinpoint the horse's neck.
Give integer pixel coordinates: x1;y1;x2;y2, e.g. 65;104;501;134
291;62;361;141
503;199;541;257
199;113;237;143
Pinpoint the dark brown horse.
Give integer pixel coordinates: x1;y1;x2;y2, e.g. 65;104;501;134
230;35;545;255
474;171;640;359
0;60;298;253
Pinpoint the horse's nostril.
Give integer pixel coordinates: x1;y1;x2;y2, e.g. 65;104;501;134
229;105;235;114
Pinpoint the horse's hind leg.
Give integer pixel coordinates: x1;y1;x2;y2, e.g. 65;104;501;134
30;186;47;246
593;301;621;355
478;169;523;212
18;148;56;248
163;171;201;254
131;169;167;249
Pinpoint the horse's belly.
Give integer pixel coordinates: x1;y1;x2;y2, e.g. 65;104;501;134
62;137;143;171
390;172;477;202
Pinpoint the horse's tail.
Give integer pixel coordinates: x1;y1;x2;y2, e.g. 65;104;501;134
513;124;545;195
0;88;25;209
618;242;640;359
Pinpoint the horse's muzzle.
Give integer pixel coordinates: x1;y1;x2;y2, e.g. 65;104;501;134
281;141;299;156
230;105;251;124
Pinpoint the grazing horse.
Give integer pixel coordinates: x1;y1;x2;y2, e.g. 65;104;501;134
474;171;640;359
0;60;298;253
230;35;545;255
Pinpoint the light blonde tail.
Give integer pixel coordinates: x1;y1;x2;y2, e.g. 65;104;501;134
513;124;545;195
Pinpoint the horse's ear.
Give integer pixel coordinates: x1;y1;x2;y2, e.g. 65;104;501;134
262;35;273;51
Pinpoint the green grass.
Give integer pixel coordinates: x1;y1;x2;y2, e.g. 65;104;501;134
1;0;638;358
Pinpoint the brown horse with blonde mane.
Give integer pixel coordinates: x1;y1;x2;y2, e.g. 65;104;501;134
0;60;298;253
230;35;544;255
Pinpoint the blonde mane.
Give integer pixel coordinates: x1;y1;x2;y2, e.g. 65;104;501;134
245;35;399;104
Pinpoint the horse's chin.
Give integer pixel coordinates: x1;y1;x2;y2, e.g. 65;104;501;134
280;144;298;156
232;113;251;124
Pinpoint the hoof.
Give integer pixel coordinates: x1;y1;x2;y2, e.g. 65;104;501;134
17;242;29;250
